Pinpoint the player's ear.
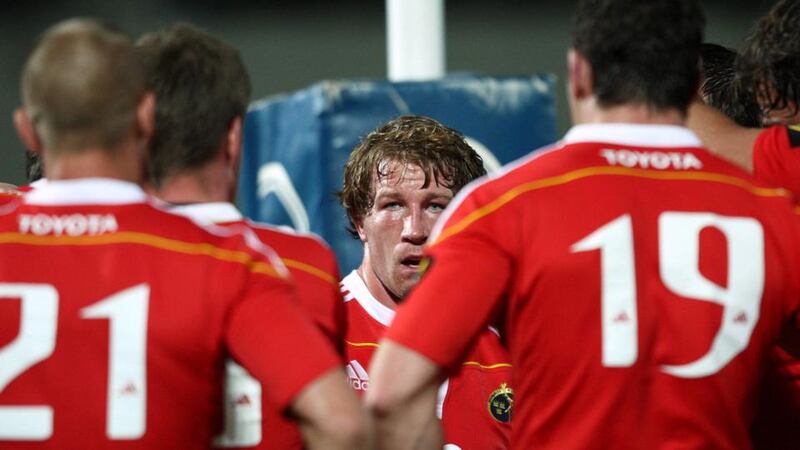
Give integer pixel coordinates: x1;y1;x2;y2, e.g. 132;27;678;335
224;116;243;202
136;92;156;142
567;48;593;101
13;107;43;154
224;116;243;169
355;219;367;242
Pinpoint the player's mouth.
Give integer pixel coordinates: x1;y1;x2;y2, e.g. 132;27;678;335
400;255;423;269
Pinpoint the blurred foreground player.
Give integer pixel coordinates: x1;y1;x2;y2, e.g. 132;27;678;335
696;34;799;450
0;19;362;450
690;5;800;448
368;0;800;448
692;3;800;448
138;23;360;450
339;115;512;450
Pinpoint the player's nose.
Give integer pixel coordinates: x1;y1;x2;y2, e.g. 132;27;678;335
401;208;428;245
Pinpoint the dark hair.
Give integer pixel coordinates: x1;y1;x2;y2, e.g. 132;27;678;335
339;115;486;238
22;19;145;152
737;0;800;119
137;23;252;187
572;0;705;113
25;150;43;183
700;43;762;127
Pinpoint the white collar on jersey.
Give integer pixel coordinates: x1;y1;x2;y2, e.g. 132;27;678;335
563;123;703;148
170;202;243;225
29;178;48;188
341;270;396;326
25;178;147;205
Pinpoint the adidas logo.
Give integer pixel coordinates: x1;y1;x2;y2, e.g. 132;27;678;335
346;360;369;391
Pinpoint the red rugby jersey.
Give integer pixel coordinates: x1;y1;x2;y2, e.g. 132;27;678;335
750;125;800;448
341;271;512;450
754;125;800;200
387;124;800;449
172;202;344;450
0;179;340;450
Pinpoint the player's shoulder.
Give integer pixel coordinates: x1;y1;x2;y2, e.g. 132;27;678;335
245;219;334;256
446;141;564;209
243;220;337;277
131;203;291;280
757;124;800;150
134;199;234;244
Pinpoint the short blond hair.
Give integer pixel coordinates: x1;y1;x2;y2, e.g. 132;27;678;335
21;18;146;153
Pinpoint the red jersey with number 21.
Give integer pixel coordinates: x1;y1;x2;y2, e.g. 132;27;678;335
388;124;800;450
0;179;340;450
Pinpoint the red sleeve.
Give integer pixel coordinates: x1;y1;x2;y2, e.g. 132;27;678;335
385;192;513;371
225;272;341;411
323;255;347;356
305;243;346;354
753;125;800;199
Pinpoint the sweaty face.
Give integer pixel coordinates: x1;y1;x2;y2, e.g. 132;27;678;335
357;161;454;302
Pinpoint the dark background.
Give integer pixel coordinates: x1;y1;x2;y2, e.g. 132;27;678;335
0;0;773;185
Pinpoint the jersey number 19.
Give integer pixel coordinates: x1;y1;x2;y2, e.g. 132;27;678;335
572;212;764;378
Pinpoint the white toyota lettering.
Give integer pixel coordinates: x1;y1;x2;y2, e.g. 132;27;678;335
600;149;702;170
19;214;119;236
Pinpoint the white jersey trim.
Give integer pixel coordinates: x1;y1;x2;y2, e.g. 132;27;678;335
29;178;48;188
340;271;395;326
436;379;449;420
244;219;333;252
24;178;147;205
172;202;334;255
563;123;702;148
163;202;289;279
171;202;243;225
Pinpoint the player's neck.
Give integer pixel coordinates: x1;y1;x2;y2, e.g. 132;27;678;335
574;103;686;126
155;163;233;205
43;144;142;183
356;264;401;310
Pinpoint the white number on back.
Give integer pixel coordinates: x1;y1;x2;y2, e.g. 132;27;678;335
0;283;149;440
571;212;764;378
0;284;58;440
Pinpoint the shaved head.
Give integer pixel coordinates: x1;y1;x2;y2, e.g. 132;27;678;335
21;18;146;153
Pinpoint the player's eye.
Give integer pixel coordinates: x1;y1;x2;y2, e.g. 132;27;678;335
428;203;446;212
383;201;402;210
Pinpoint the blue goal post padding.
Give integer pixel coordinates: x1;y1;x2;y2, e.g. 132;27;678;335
238;74;558;274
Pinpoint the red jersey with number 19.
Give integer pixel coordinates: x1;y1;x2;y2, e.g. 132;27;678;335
387;124;800;449
0;179;341;450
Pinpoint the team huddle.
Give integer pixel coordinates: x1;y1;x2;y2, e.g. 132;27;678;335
1;0;799;449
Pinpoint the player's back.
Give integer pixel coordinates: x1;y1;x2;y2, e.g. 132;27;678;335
242;220;344;349
442;124;800;449
0;180;293;449
170;203;345;450
172;203;345;350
